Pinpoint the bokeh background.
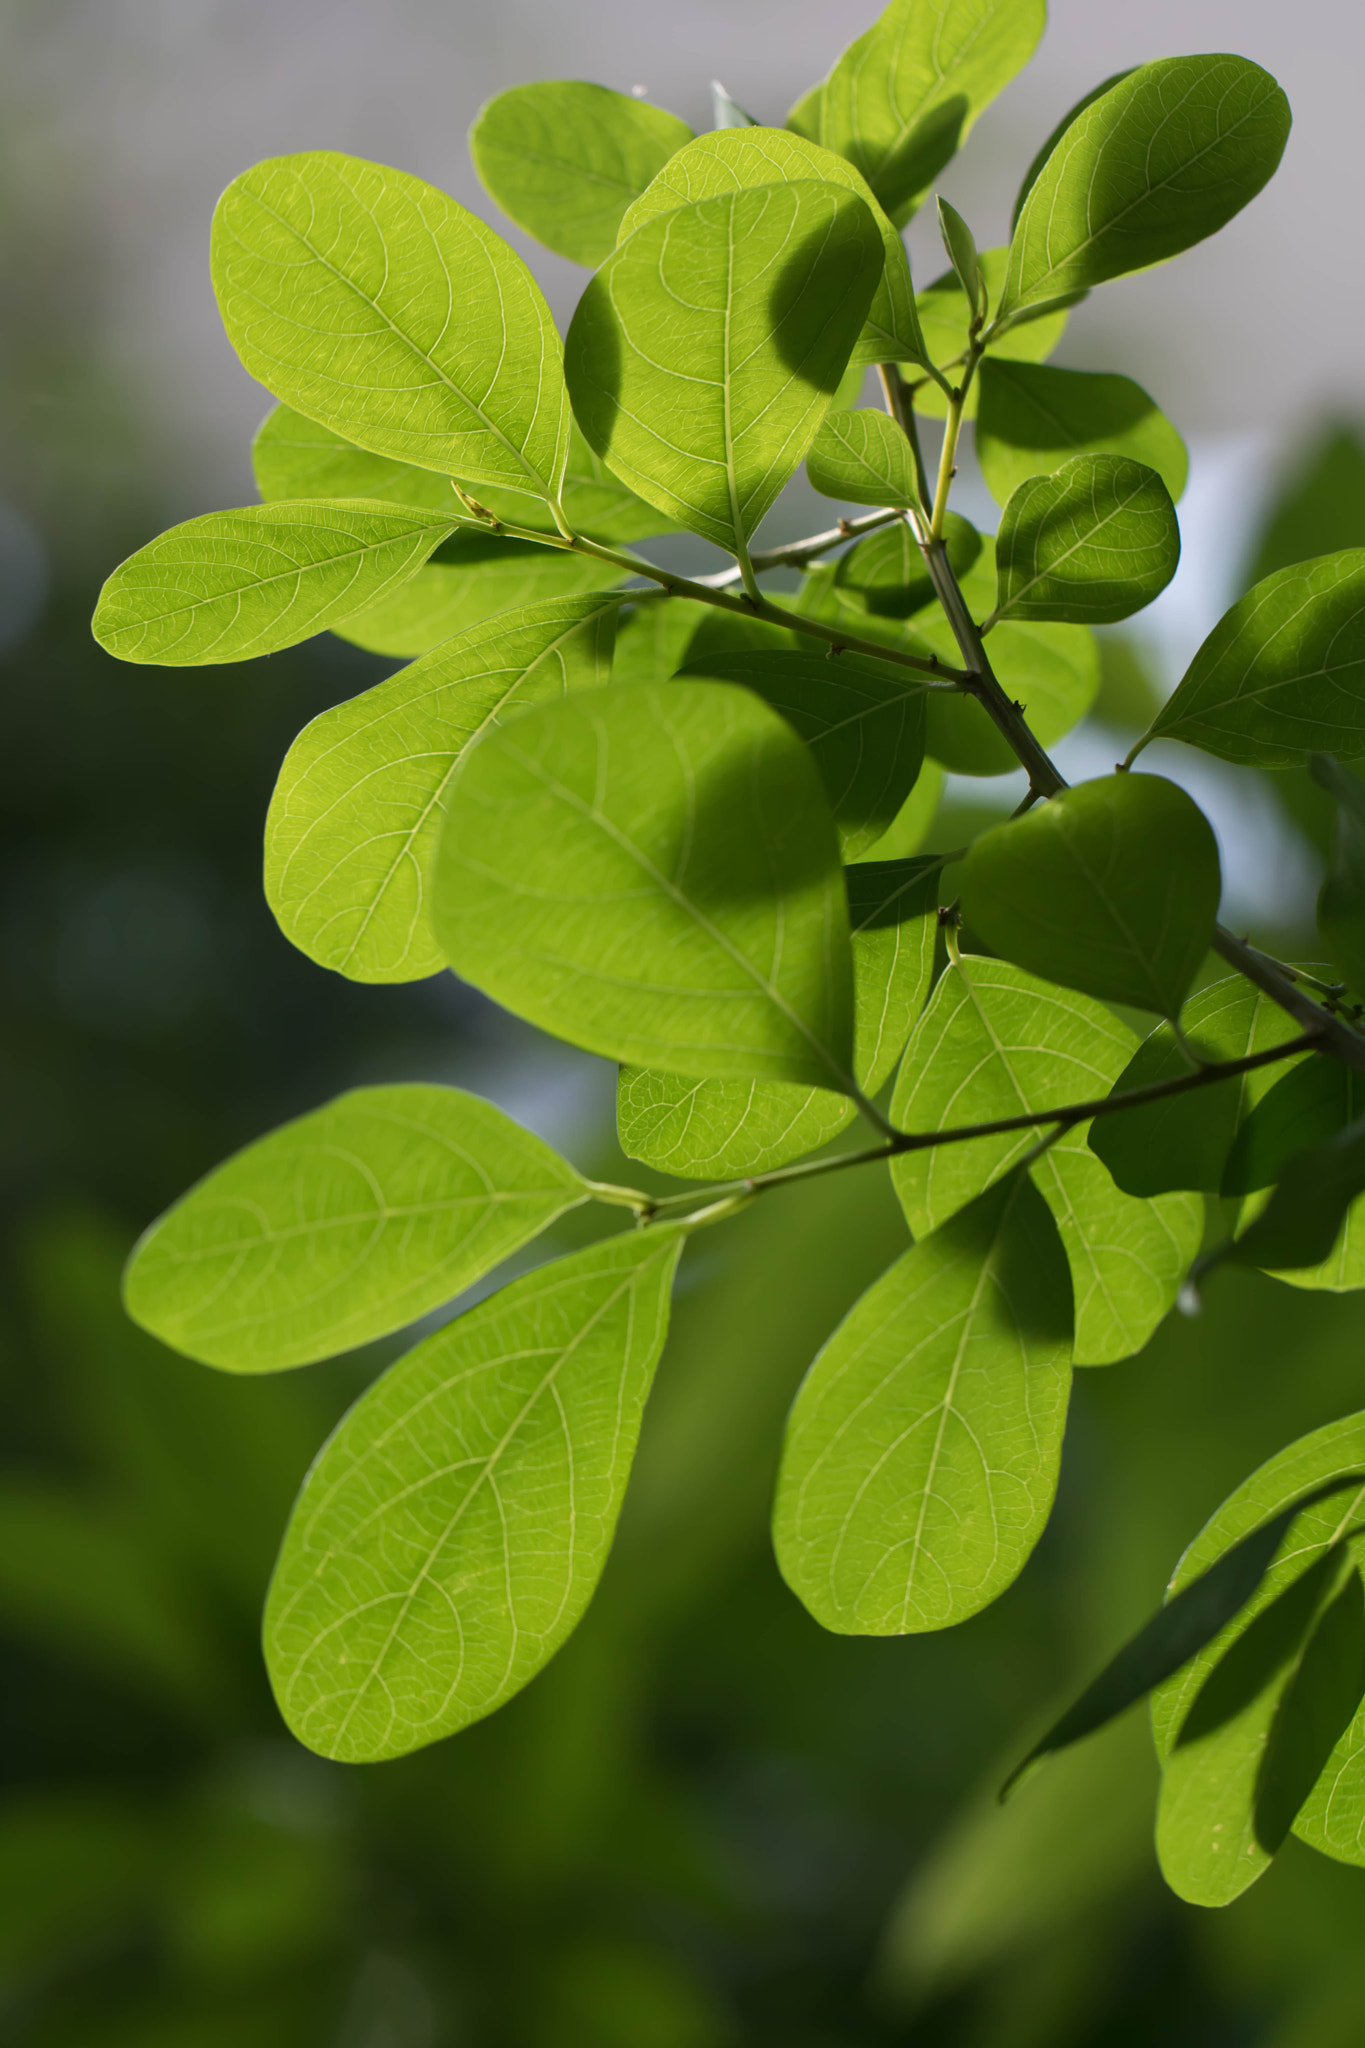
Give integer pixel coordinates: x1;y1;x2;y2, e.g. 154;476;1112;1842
4;2;1365;2042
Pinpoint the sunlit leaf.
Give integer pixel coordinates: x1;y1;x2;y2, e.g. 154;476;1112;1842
773;1168;1072;1633
911;248;1072;422
566;182;883;552
868;757;944;856
329;533;625;660
961;774;1220;1016
470;81;693;265
992;455;1180;626
92;500;453;667
1221;1116;1365;1278
433;680;855;1089
265;1229;682;1761
212;151;570;496
806;410;921;508
977;360;1188;509
1008;71;1136;230
997;57;1291;326
266;593;621;984
937;197;984;322
124;1085;586;1373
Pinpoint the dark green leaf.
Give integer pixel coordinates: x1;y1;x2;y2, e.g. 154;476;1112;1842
265;1230;682;1760
1222;1056;1359;1196
1312;753;1365;993
433;680;856;1089
997;56;1291;325
565;183;883;553
832;512;979;618
964;774;1219;1015
977;360;1188;509
1220;1114;1365;1275
1247;427;1365;586
806;410;922;509
469;81;693;265
991;455;1180;626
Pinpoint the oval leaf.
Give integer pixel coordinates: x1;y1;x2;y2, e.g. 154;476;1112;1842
977;360;1188;509
212;152;570;497
961;773;1221;1017
330;534;624;660
433;680;856;1090
92;501;453;667
997;56;1291;324
470;81;693;266
992;455;1180;627
124;1085;587;1373
266;593;621;984
264;1229;682;1760
773;1168;1073;1634
832;513;979;619
806;409;922;509
565;182;884;553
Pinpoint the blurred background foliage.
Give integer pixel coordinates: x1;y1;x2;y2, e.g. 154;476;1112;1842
5;2;1365;2043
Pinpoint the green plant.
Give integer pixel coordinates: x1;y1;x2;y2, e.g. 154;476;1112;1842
91;1;1365;1909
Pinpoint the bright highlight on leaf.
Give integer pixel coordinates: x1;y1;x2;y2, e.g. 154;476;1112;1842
93;501;455;666
806;409;922;508
264;1229;682;1761
212;152;570;497
123;1086;587;1374
565;182;884;553
961;774;1220;1017
991;455;1180;627
977;360;1188;509
433;680;856;1090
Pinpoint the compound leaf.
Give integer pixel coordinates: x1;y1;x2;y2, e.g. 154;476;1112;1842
992;455;1180;627
212;151;569;497
328;534;625;660
977;360;1188;509
266;593;621;984
264;1229;682;1760
92;501;453;667
961;774;1220;1016
997;57;1291;325
773;1168;1072;1634
470;81;693;266
565;182;883;553
1144;552;1365;768
433;680;856;1090
792;0;1047;227
806;410;922;508
618;127;927;367
124;1085;587;1374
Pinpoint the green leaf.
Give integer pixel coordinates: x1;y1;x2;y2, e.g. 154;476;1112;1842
264;1229;682;1760
831;512;979;618
1089;976;1310;1195
329;533;625;660
565;182;884;552
1248;427;1365;587
1142;552;1365;767
1222;1056;1360;1196
124;1084;586;1373
712;80;759;129
937;197;984;322
253;403;681;546
92;500;454;667
610;596;701;686
212;152;569;497
792;0;1047;227
676;646;926;858
891;955;1200;1364
469;81;693;266
806;410;922;508
991;455;1180;626
1313;754;1365;993
433;680;855;1089
773;1167;1072;1634
977;360;1188;509
1002;1473;1365;1801
265;594;621;984
869;757;944;856
911;248;1072;421
962;774;1220;1017
1221;1116;1365;1278
997;57;1291;325
618;853;943;1179
1009;72;1136;231
617;127;928;368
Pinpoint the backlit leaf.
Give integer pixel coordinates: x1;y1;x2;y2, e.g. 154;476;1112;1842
92;501;453;667
212;151;569;497
329;533;625;660
470;81;693;265
124;1085;586;1373
806;409;921;508
937;197;983;321
773;1168;1072;1633
997;57;1291;325
868;757;944;856
433;680;855;1089
977;360;1188;509
791;0;1047;227
565;182;884;552
911;248;1072;422
991;455;1180;626
618;127;928;368
1008;72;1136;230
961;774;1220;1016
265;1229;682;1760
266;594;621;984
832;511;979;618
